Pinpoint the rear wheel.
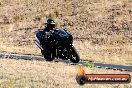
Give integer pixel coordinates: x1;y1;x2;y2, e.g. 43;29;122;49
68;46;80;63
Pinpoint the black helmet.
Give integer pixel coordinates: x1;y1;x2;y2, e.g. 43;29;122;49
45;18;56;29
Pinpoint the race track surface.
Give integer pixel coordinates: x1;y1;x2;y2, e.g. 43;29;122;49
0;53;132;72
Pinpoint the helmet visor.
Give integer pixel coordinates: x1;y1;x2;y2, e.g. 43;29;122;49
47;24;55;29
50;24;55;28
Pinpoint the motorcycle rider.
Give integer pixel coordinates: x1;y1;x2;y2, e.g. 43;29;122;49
35;19;80;63
36;18;56;46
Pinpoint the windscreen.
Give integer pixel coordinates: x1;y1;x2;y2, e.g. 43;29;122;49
58;30;68;37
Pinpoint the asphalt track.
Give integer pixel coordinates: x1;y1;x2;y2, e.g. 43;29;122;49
0;53;132;72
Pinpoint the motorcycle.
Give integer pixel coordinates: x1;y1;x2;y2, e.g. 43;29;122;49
34;28;80;63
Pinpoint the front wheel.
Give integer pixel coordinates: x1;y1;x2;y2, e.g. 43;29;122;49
68;46;80;63
44;50;55;61
41;50;45;56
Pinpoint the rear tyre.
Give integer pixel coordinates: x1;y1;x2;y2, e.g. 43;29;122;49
68;46;80;63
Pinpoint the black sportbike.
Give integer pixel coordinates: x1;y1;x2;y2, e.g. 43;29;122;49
34;29;80;63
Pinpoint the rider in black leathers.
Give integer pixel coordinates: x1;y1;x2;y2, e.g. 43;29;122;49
36;18;56;46
36;19;55;55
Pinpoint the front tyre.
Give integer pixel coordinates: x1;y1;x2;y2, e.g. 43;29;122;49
44;50;55;61
69;46;80;63
41;50;45;56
